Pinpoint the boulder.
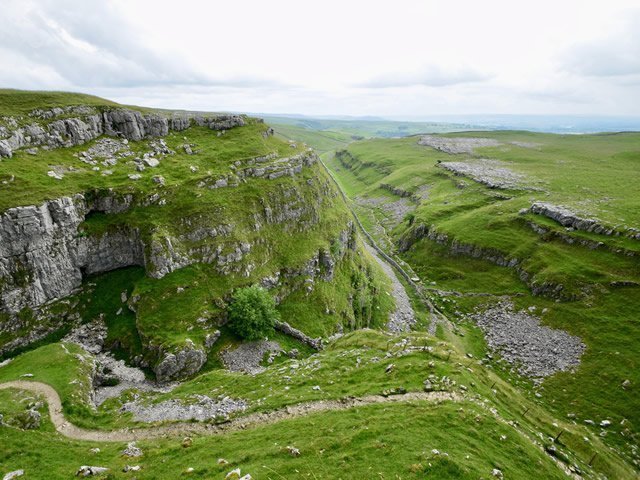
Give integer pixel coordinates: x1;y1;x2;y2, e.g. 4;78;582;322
76;466;109;477
3;470;24;480
154;344;207;383
122;441;143;457
143;157;159;168
0;139;12;158
16;409;41;430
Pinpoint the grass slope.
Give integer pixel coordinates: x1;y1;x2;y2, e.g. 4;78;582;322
1;330;637;478
0;89;121;117
324;132;640;468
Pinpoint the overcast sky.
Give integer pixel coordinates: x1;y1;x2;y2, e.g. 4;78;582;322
1;0;640;117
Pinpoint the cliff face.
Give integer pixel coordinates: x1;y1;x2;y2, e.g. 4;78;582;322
0;195;149;315
0;106;244;158
0;100;389;382
0;156;335;311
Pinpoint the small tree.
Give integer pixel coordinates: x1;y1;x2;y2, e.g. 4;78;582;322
227;285;279;340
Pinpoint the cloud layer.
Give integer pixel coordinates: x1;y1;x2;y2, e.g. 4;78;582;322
1;0;639;116
357;65;491;88
562;11;640;80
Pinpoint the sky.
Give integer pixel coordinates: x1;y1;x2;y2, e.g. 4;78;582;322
1;0;640;117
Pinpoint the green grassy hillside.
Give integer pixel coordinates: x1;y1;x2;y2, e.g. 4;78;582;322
2;330;637;478
0;89;122;116
0;90;394;377
263;115;478;140
325;132;640;469
2;92;639;479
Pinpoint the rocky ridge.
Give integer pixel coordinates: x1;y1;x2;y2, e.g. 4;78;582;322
417;135;502;154
530;202;640;240
399;223;572;299
0;106;244;158
439;159;536;190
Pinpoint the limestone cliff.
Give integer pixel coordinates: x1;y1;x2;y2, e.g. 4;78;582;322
0;98;389;382
0;105;244;158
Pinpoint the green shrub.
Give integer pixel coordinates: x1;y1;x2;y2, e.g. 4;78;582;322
227;285;279;340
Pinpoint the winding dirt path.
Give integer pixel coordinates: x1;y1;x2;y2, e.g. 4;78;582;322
0;381;461;443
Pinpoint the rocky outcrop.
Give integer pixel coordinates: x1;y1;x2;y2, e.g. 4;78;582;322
335;149;391;176
417;135;501;154
438;159;534;190
530;202;640;240
238;151;317;181
102;110;167;140
380;183;420;202
0;109;246;158
0;195;148;315
153;341;207;383
0;196;88;314
274;321;322;350
192;114;245;131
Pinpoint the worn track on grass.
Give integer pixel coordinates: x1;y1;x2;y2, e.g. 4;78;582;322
0;381;461;442
363;242;416;332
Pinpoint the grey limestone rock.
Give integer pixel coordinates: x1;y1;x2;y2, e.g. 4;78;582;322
0;108;202;157
154;342;207;383
76;466;109;477
122;442;143;458
471;302;585;381
0;194;146;315
275;321;322;350
530;202;617;236
3;470;25;480
0;139;12;158
418;135;501;154
16;408;41;430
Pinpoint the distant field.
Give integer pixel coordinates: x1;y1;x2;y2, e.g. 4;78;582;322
270;123;352;153
333;131;640;229
264;115;477;141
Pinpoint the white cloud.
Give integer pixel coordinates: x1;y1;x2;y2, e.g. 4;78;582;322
561;10;640;79
1;0;640;115
356;65;491;88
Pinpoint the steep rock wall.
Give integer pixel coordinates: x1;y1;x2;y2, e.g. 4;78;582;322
0;195;146;315
0;108;245;158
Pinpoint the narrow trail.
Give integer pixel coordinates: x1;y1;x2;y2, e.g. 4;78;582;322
0;381;461;443
317;156;448;334
363;242;416;332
